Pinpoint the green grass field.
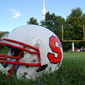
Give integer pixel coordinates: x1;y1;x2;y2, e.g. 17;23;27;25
0;52;85;85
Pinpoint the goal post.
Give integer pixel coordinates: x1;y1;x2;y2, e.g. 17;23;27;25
83;24;85;40
62;24;85;52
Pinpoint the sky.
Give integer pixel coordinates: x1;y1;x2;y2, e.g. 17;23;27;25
0;0;85;32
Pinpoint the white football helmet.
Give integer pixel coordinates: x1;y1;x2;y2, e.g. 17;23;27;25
0;25;63;79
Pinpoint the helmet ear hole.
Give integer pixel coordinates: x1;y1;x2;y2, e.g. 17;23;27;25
36;64;48;72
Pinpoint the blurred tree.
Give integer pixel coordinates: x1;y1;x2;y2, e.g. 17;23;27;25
66;7;85;50
0;31;9;38
27;17;39;25
41;12;70;41
41;12;71;51
0;31;9;52
66;7;85;40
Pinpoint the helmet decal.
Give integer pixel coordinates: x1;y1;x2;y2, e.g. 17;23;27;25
47;35;62;64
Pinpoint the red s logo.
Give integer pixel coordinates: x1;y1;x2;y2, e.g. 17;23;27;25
47;36;62;64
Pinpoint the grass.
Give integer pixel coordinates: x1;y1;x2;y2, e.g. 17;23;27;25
0;52;85;85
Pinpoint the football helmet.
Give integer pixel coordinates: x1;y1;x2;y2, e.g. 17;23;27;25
0;25;63;79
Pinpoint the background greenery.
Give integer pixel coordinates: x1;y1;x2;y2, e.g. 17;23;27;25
0;52;85;85
0;7;85;51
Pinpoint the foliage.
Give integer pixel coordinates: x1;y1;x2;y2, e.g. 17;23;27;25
66;8;85;40
0;52;85;85
0;31;9;52
0;31;9;38
65;8;85;49
40;8;85;51
41;12;71;51
27;17;39;25
41;12;70;42
1;7;85;51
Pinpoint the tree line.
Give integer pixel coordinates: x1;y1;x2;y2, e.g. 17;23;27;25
1;7;85;51
27;7;85;51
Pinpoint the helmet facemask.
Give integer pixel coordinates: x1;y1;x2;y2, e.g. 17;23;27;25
0;38;41;79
